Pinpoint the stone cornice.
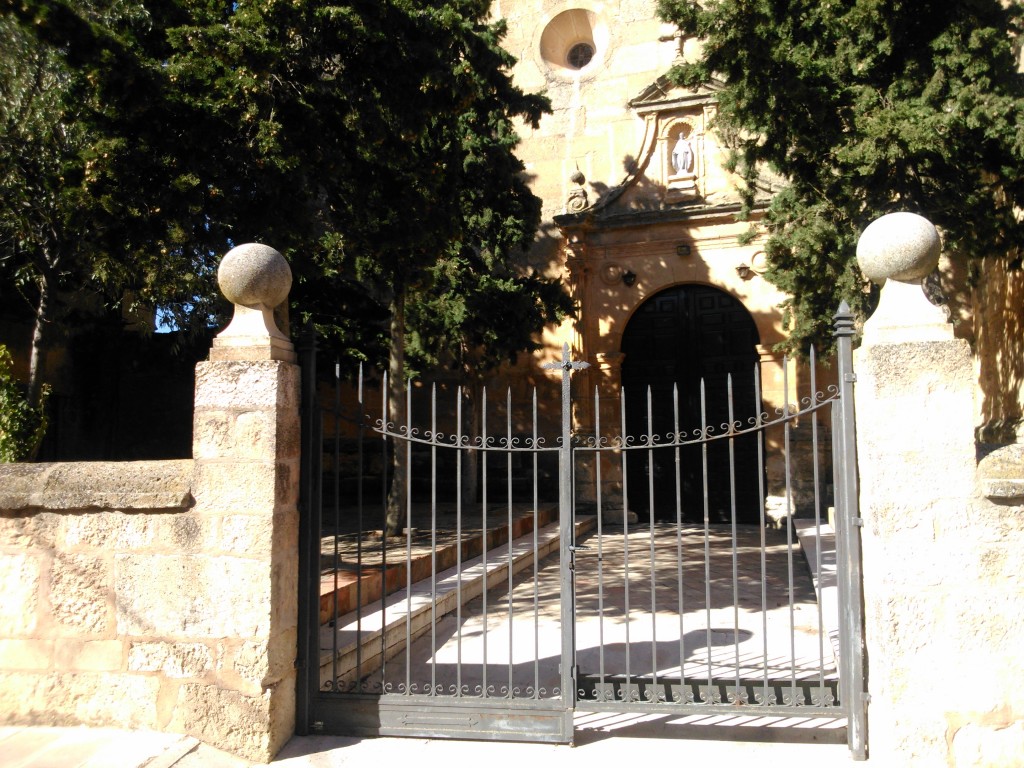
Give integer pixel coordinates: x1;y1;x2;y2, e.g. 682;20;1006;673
0;459;194;511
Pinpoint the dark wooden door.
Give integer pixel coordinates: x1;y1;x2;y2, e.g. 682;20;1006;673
621;284;763;523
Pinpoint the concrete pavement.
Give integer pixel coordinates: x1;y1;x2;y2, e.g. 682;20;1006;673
2;719;856;767
2;520;855;767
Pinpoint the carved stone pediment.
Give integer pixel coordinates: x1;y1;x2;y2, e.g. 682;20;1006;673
630;76;725;206
555;76;732;226
628;74;724;113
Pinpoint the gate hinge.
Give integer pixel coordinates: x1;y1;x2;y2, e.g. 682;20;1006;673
854;517;864;527
312;721;324;733
844;373;858;382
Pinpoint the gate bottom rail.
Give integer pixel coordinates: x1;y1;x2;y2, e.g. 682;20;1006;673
576;673;840;711
314;694;572;743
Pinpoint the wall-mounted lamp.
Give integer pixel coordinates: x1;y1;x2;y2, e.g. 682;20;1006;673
622;270;637;287
676;244;692;257
737;251;768;280
736;263;756;280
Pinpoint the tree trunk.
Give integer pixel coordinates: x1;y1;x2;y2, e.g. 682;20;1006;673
26;269;51;408
384;290;407;537
460;380;482;506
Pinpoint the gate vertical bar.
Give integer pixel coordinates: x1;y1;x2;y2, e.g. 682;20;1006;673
727;374;741;703
809;348;827;702
481;386;489;695
755;362;770;704
673;384;685;700
594;386;607;695
403;385;413;694
645;386;656;697
456;387;464;697
506;388;514;695
559;347;575;731
783;357;798;704
330;362;341;690
532;387;541;698
700;380;713;702
834;302;867;760
618;381;631;701
355;364;365;686
430;384;438;695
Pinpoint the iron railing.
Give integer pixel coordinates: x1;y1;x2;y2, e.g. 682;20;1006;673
296;305;866;757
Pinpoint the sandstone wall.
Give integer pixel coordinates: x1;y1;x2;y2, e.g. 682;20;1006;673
943;252;1024;445
855;215;1024;766
0;359;300;763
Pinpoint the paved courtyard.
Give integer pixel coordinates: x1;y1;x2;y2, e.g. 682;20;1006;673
356;520;838;709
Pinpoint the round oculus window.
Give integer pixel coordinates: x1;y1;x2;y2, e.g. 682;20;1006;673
539;9;608;74
566;42;594;69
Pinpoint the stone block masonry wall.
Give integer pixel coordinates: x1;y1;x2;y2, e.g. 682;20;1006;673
186;359;299;758
855;214;1024;766
0;244;300;763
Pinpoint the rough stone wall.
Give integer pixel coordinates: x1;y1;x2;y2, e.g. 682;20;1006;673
854;216;1024;765
943;253;1024;445
0;359;300;762
857;342;1024;764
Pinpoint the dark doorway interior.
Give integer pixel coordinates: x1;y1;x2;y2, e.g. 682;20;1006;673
621;284;762;523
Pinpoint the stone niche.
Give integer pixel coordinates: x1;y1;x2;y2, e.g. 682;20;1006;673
661;115;701;203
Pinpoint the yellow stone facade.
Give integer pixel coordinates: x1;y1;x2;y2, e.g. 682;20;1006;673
492;2;819;511
494;0;1024;457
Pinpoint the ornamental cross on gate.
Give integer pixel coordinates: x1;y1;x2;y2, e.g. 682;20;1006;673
543;344;589;443
542;343;590;376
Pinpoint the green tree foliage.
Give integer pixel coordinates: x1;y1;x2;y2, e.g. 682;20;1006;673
0;1;224;406
1;1;572;462
657;0;1024;352
0;345;48;462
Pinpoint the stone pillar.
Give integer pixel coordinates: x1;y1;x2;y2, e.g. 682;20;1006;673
187;244;299;760
854;213;1024;764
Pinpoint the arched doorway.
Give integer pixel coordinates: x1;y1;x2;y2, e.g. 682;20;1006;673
621;284;763;523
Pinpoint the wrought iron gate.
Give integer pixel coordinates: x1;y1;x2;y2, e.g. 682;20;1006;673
296;305;866;759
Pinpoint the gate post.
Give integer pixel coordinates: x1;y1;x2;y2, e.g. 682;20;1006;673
833;302;867;760
191;244;300;760
546;344;589;739
295;327;321;735
851;214;1018;764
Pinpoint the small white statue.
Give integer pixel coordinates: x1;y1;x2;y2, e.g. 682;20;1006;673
671;133;694;175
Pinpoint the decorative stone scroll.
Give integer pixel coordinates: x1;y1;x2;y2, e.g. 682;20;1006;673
566;170;589;213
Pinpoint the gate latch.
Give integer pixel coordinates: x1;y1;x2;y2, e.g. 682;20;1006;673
567;544;590;572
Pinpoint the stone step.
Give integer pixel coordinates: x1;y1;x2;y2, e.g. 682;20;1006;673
317;517;595;690
317;504;559;624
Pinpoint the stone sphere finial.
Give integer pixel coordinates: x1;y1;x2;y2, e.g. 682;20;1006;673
856;212;940;284
211;243;295;361
858;212;951;345
218;243;292;309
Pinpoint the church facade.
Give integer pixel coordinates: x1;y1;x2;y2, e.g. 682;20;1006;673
492;2;823;517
